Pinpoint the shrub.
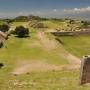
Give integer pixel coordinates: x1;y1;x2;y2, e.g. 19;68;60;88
14;16;28;22
10;30;16;35
0;24;9;32
15;26;29;37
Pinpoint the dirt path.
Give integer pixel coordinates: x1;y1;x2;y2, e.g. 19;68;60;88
12;61;61;75
12;61;80;75
61;52;81;69
12;52;81;75
38;31;81;67
61;52;81;65
37;31;57;50
12;31;81;75
65;53;81;65
45;29;56;32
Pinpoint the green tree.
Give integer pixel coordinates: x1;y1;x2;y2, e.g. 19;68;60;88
81;21;90;29
15;26;29;37
14;16;28;22
0;24;9;32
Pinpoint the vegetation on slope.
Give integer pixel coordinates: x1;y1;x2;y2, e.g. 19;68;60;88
57;35;90;57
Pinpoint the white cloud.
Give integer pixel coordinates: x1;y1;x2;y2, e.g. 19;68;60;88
19;12;23;15
30;12;34;14
53;9;58;12
36;11;41;14
63;6;90;13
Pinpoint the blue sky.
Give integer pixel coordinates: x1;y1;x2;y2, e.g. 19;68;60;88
0;0;90;19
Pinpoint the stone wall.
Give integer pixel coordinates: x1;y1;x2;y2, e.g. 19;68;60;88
51;30;90;36
80;56;90;85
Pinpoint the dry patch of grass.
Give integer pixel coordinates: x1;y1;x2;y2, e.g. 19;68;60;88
12;60;80;75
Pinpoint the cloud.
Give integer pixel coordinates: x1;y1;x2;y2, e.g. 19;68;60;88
19;12;23;15
63;6;90;13
36;11;41;14
53;9;58;12
0;12;31;18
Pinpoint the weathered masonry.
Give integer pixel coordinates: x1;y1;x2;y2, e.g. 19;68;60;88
0;31;7;48
51;30;90;36
80;56;90;85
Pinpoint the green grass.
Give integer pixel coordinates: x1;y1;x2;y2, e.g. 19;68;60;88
41;21;62;29
0;70;90;90
58;35;90;57
0;28;68;74
6;35;67;65
0;21;90;90
0;28;69;90
0;20;5;25
11;22;28;26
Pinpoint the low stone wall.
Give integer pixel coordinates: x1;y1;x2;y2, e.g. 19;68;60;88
51;30;90;36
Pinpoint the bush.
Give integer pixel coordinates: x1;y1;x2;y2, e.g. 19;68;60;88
15;26;29;37
0;24;9;32
10;30;16;35
14;16;28;22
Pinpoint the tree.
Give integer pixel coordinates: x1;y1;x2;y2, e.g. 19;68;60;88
28;15;49;21
14;16;28;22
79;21;90;29
0;24;9;32
15;26;29;37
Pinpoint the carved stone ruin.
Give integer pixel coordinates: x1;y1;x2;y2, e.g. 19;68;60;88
80;55;90;85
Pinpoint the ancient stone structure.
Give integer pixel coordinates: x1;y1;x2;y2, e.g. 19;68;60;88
80;56;90;85
51;30;90;36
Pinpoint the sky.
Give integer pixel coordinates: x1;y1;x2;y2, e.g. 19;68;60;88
0;0;90;20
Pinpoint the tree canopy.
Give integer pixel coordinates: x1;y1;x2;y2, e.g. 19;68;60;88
15;26;29;37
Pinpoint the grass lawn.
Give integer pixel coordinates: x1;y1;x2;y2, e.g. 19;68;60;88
41;21;65;29
58;35;90;58
0;28;69;87
0;70;90;90
11;22;28;26
0;22;90;90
